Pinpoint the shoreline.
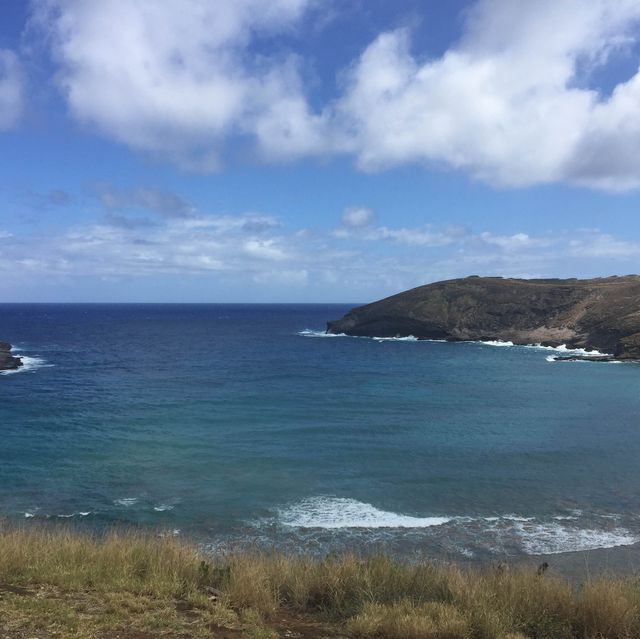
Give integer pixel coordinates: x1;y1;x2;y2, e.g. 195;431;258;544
11;516;640;583
304;329;639;362
326;276;640;361
485;540;640;582
2;524;640;638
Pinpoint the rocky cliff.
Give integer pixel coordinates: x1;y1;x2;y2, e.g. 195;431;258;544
0;342;22;372
327;276;640;360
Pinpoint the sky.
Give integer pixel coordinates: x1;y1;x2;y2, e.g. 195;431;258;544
1;0;640;302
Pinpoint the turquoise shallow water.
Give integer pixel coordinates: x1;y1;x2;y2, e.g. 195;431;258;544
1;303;640;560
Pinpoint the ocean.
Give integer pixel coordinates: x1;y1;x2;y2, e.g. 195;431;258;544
1;303;640;561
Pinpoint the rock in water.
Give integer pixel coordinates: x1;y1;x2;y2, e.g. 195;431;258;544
327;276;640;360
0;341;23;372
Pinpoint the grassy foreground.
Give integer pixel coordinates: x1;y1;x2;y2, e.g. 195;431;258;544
0;527;639;638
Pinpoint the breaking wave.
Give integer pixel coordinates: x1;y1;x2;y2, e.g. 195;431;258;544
273;497;638;555
298;330;419;342
515;523;637;555
1;352;53;376
114;497;139;507
298;330;611;358
24;510;93;519
298;329;349;338
153;503;175;512
278;497;451;529
478;341;610;357
477;340;515;347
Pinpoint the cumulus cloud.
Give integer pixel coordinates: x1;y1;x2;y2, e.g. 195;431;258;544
34;0;323;169
0;49;23;130
332;0;640;189
22;0;640;188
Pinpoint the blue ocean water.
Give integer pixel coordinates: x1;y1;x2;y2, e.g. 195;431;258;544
1;303;640;560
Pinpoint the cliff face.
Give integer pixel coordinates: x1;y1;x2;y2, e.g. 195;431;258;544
0;342;22;372
327;276;640;360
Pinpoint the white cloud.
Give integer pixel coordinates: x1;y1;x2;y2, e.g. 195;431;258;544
367;226;459;247
341;206;376;228
568;232;640;258
243;238;289;261
0;49;23;130
45;214;297;276
34;0;321;169
478;232;552;251
332;0;640;189
334;208;466;246
31;0;640;189
1;203;638;299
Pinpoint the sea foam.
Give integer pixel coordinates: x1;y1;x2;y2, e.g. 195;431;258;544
153;504;175;512
299;330;422;342
0;354;53;375
275;498;638;555
298;329;348;338
298;330;611;357
114;497;139;507
278;497;451;529
475;514;637;555
479;341;610;357
514;522;637;555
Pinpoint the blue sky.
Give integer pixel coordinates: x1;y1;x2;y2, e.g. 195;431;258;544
1;0;640;302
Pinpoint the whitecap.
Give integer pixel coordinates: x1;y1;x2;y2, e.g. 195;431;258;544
299;329;422;342
483;515;535;522
278;497;451;529
298;329;348;338
473;340;614;361
114;497;138;507
477;340;515;347
153;504;175;512
476;340;610;356
528;343;608;356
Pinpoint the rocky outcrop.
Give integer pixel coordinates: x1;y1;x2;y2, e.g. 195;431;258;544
0;342;22;372
327;276;640;360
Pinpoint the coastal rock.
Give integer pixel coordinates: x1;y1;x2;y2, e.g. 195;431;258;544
327;276;640;360
0;341;22;372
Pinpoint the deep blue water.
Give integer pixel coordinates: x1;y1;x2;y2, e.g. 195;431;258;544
1;303;640;560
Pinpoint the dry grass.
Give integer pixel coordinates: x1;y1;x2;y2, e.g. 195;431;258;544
1;524;640;638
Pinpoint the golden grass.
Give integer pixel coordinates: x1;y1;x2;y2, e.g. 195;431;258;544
1;524;640;638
